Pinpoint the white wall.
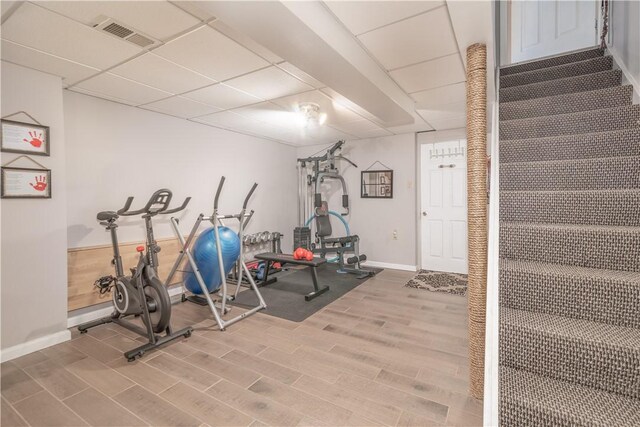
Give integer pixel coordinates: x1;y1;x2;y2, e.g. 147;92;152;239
297;133;417;269
1;62;70;356
64;91;298;253
610;0;640;100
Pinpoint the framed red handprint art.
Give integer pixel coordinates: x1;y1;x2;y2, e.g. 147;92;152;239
1;167;51;199
1;119;50;156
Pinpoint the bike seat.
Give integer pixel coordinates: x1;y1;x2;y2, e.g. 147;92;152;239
97;211;119;222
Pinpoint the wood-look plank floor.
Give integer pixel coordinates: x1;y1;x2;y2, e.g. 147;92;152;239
1;269;482;426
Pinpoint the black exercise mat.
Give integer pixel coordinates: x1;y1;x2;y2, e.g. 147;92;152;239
231;263;382;322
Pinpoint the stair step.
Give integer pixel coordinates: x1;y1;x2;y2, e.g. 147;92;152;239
499;85;633;121
500;128;640;163
500;260;640;328
500;222;640;272
500;308;640;399
500;47;604;77
501;56;612;88
499;105;640;140
500;69;622;102
500;190;640;226
500;367;640;427
499;156;640;191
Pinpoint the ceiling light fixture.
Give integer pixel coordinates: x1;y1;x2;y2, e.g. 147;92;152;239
297;102;327;128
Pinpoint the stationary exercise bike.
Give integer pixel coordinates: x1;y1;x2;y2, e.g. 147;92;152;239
77;189;193;361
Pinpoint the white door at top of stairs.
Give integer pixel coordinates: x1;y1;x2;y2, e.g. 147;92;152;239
420;139;468;275
511;0;598;64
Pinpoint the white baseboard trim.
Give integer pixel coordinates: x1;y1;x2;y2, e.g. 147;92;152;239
364;261;417;272
608;45;640;101
1;329;71;363
67;286;183;328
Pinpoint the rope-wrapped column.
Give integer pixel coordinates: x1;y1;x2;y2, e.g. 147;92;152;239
466;43;487;399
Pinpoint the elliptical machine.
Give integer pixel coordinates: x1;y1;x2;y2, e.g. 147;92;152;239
77;189;193;361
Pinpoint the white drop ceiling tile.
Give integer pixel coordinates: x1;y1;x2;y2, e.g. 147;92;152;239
276;63;325;89
193;110;290;142
421;114;466;131
325;0;445;35
109;53;215;94
412;82;466;109
233;101;297;129
141;96;221;119
182;83;261;110
34;1;200;41
193;110;256;129
225;67;313;101
417;102;466;130
272;90;363;127
390;53;465;93
302;125;354;141
67;86;138;106
1;40;100;86
330;119;392;138
154;26;269;81
331;119;379;134
75;73;172;106
358;6;458;70
2;3;141;70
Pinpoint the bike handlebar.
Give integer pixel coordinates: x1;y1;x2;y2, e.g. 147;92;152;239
117;189;190;217
161;197;191;214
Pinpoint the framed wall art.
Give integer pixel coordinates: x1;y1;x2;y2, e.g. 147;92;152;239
1;166;51;199
361;167;393;199
1;117;50;156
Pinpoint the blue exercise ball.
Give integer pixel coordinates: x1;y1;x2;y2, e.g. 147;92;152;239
183;226;241;295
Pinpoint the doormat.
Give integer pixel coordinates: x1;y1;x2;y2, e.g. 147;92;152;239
405;270;467;296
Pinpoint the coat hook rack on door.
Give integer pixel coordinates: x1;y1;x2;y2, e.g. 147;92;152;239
429;142;465;159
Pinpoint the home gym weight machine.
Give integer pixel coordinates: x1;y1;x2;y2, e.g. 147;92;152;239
165;176;267;330
297;140;376;278
78;189;193;361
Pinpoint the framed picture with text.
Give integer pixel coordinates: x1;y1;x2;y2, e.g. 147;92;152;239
1;166;51;199
1;119;50;156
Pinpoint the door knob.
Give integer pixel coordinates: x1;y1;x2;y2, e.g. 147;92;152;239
422;211;427;216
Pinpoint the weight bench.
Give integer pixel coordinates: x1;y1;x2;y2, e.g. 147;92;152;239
255;252;329;301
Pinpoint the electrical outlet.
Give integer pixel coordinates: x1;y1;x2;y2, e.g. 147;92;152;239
393;230;398;240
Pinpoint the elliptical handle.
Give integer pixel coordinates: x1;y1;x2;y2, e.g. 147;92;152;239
243;183;258;209
213;176;225;210
161;197;191;214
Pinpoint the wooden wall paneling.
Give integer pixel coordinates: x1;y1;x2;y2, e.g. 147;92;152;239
67;237;184;312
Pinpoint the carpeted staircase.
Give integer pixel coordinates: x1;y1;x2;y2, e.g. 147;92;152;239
498;47;640;426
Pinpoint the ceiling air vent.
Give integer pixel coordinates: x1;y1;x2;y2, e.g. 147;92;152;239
126;33;155;48
102;22;134;38
94;18;159;49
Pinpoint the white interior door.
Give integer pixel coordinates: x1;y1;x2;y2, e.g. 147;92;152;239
511;0;597;63
420;139;467;274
